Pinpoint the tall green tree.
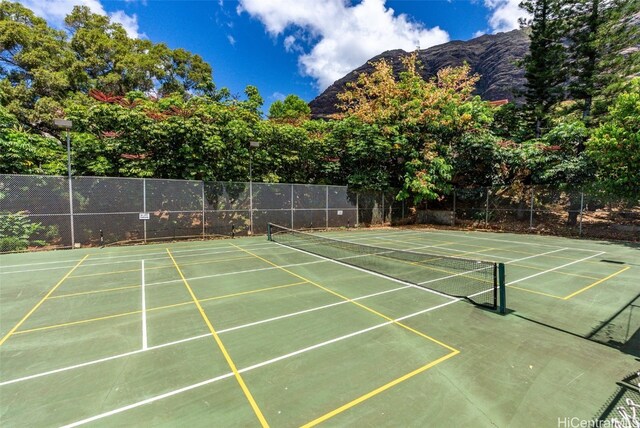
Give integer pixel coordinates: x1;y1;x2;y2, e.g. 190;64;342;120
586;79;640;199
565;0;640;121
591;0;640;115
0;2;75;130
520;0;567;137
64;6;216;97
565;0;602;121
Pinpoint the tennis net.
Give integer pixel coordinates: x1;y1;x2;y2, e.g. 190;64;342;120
268;223;501;309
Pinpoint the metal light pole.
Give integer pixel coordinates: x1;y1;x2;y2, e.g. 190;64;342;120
249;141;260;235
54;118;75;248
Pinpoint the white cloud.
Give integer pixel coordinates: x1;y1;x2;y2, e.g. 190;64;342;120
473;30;487;38
284;35;296;52
271;92;286;101
227;34;236;46
16;0;144;39
109;10;143;39
483;0;529;33
238;0;450;91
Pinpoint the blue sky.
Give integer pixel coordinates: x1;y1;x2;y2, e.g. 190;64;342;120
20;0;526;109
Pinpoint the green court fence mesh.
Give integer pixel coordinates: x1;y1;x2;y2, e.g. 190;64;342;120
0;174;404;248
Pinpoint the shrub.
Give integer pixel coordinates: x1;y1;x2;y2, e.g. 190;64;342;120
0;211;45;251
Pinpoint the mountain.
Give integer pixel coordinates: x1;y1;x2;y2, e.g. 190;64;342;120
309;29;530;118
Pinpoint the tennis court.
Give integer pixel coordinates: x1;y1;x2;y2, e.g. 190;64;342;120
0;227;638;427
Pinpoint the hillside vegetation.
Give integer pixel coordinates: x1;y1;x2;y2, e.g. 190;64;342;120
1;1;638;206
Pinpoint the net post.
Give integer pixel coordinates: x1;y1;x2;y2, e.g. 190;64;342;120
498;263;506;314
267;223;272;241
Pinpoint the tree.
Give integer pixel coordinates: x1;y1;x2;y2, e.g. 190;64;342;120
520;0;567;137
0;2;75;130
336;53;493;204
565;0;640;121
268;94;311;123
586;79;640;199
64;6;216;97
0;105;65;174
591;0;640;116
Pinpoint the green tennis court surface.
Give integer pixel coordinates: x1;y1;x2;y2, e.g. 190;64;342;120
1;228;638;427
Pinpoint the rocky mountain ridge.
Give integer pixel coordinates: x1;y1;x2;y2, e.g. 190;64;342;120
309;29;530;118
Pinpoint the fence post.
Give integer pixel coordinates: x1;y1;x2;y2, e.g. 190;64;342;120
143;178;147;243
529;187;534;230
249;179;253;235
291;184;294;230
381;191;385;224
325;185;329;230
453;189;457;225
356;192;359;227
579;191;584;237
68;176;75;248
485;188;490;227
201;181;206;239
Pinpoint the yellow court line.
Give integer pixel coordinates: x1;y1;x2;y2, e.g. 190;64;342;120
392;235;604;264
13;310;141;335
69;255;254;279
232;243;460;425
13;281;308;335
301;350;459;427
507;285;565;299
199;281;307;304
508;263;599;280
49;284;140;299
563;266;631;300
0;255;89;346
377;253;493;285
91;240;249;257
230;243;459;353
166;248;269;428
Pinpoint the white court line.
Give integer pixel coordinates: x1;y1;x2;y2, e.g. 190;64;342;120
0;241;573;388
0;283;414;387
408;229;604;253
271;242;458;302
0;241;279;274
0;231;406;272
507;251;606;285
217;285;412;334
60;371;236;428
59;298;459;428
1;238;463;387
129;241;454;293
141;260;147;351
504;247;568;264
373;235;512;261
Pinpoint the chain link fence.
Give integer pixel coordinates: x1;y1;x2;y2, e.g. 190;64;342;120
423;186;639;241
2;175;637;251
0;174;401;250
